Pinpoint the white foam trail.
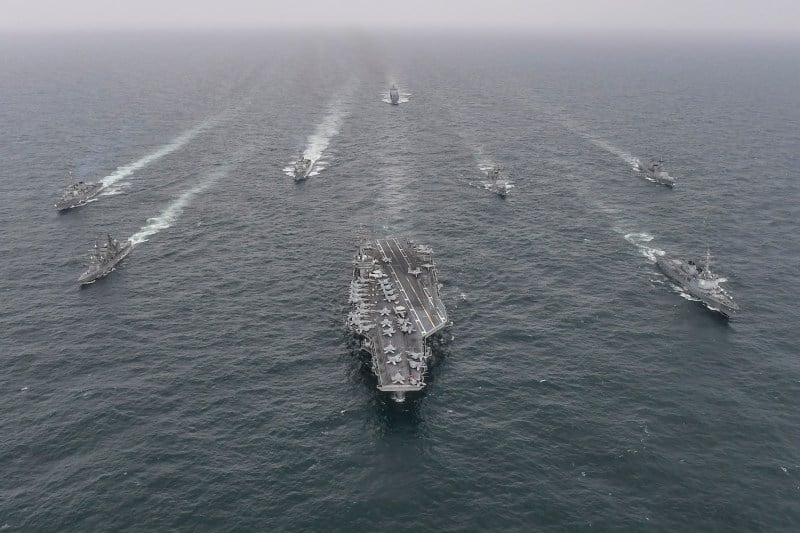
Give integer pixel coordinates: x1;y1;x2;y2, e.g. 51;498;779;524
99;181;130;196
101;120;212;188
477;159;495;174
128;170;223;245
587;138;641;169
301;103;346;175
623;232;663;262
558;117;641;170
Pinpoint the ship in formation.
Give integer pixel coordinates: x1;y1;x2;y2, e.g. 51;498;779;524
293;156;313;180
78;234;133;285
54;174;104;211
656;249;738;317
483;165;512;197
347;237;448;402
389;85;400;105
636;157;676;187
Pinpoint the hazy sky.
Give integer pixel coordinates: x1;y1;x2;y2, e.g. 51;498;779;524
2;0;798;32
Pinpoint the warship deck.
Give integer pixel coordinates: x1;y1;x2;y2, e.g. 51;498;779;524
348;237;448;399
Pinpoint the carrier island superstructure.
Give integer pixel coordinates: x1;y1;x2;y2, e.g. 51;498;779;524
348;237;448;402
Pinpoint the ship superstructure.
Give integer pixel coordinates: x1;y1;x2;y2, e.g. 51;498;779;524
348;237;448;402
389;85;400;105
293;157;313;180
656;249;739;317
78;234;133;285
54;175;104;211
637;157;676;187
484;166;512;197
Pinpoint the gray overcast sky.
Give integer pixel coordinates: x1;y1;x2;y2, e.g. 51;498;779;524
1;0;798;32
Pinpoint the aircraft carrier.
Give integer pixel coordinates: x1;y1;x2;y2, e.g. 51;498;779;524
347;237;448;402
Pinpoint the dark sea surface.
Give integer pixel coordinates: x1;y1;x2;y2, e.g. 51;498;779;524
1;31;799;530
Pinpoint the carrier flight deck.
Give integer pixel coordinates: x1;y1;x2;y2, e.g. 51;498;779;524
347;237;448;401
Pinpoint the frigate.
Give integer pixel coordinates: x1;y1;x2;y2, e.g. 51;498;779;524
78;234;133;285
656;249;739;317
485;166;512;197
636;157;676;187
348;237;449;402
293;157;313;180
389;85;400;105
54;175;104;211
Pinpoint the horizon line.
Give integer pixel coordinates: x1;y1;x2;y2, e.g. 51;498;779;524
1;26;799;37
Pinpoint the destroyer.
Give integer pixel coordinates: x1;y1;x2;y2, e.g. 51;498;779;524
389;85;400;105
636;157;676;187
656;249;738;317
348;237;448;402
54;174;104;211
78;234;133;285
484;166;512;197
293;157;312;180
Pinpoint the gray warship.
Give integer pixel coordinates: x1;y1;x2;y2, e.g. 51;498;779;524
293;157;312;180
636;157;676;187
389;85;400;105
54;175;104;211
78;234;133;285
656;249;739;317
348;237;449;402
485;166;512;197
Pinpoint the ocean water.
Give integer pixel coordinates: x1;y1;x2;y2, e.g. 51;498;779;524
1;31;799;530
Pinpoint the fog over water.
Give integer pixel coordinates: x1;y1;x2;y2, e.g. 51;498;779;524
2;0;799;33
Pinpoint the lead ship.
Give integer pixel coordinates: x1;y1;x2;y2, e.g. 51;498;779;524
485;166;511;197
636;157;676;187
54;176;104;211
656;249;739;317
348;237;448;402
293;157;312;180
78;234;133;285
389;85;400;105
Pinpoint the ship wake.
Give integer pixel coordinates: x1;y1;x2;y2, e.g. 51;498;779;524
99;182;131;197
624;232;663;262
101;118;214;190
587;138;641;170
128;170;224;245
557;118;640;170
291;101;347;178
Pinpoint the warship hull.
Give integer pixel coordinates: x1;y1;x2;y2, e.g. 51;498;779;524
348;237;448;402
78;242;133;285
489;183;509;197
651;174;675;188
294;161;313;180
636;159;676;188
55;183;104;211
656;255;737;318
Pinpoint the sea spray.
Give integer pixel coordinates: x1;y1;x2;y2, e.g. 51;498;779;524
303;104;345;166
128;170;225;245
586;138;641;170
623;232;663;262
284;99;349;178
557;116;641;170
